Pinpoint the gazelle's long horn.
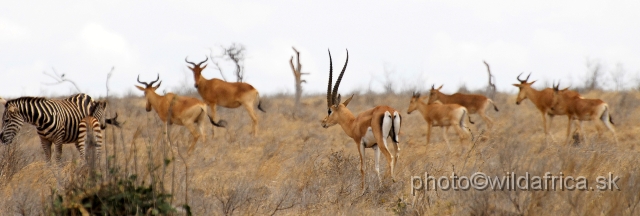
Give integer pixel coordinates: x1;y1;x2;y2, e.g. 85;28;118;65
148;74;160;86
327;49;333;107
331;49;348;104
137;75;149;86
197;56;209;66
185;57;197;66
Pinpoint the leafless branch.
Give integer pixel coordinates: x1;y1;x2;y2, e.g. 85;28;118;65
209;47;228;81
290;46;309;114
42;67;82;93
483;61;496;99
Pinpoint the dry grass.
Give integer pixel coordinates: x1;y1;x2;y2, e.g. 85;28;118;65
1;90;639;215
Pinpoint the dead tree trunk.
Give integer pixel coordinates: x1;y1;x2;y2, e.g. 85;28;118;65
483;61;496;99
289;47;308;114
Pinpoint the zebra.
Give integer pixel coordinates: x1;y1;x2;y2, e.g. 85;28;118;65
0;94;116;164
77;100;121;163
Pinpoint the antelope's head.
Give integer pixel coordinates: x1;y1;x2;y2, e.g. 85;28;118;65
512;72;534;105
322;49;352;129
135;74;162;112
185;56;208;89
427;84;444;104
0;102;24;145
407;92;423;114
549;81;573;111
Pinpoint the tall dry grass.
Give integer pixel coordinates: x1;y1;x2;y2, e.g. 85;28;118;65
0;90;639;215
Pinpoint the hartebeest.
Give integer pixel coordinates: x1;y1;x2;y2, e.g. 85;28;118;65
512;73;581;142
186;57;265;136
427;85;498;129
136;75;225;153
550;83;618;145
321;50;401;191
407;92;473;150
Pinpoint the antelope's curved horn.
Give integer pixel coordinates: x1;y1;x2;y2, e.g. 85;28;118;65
185;57;197;66
148;74;160;86
431;84;435;90
197;56;209;66
526;73;531;82
137;75;149;86
517;72;526;82
327;49;333;107
331;49;348;104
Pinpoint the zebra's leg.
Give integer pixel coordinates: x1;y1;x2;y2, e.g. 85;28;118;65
54;142;63;165
40;138;53;164
75;141;86;163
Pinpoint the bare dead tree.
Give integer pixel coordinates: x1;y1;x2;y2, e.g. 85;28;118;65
584;58;603;91
209;48;228;81
210;43;247;82
289;47;309;113
42;67;82;93
483;61;496;99
610;63;626;92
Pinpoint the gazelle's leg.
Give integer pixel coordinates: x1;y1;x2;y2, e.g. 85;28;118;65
243;103;259;136
357;140;366;192
442;126;451;151
373;145;381;185
426;123;432;145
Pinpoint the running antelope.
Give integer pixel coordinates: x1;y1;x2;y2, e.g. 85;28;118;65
512;73;581;142
0;94;117;164
136;75;225;153
550;83;618;145
407;92;473;150
185;57;265;136
321;50;401;191
427;85;498;129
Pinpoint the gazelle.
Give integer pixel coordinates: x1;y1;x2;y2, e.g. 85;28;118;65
550;83;618;145
512;73;581;142
185;57;265;136
407;92;473;150
427;85;498;129
136;75;225;153
321;50;401;191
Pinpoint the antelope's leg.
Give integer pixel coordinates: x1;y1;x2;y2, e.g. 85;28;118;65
373;145;382;184
479;110;494;130
208;103;218;136
185;122;201;154
243;103;259;136
566;116;573;146
578;121;588;146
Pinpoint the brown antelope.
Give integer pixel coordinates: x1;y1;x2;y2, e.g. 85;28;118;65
550;83;618;145
512;73;581;142
185;57;265;136
407;92;473;150
135;75;225;153
427;85;498;129
321;50;401;191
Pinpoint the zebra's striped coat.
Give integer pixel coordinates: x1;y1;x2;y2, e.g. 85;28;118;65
0;94;105;164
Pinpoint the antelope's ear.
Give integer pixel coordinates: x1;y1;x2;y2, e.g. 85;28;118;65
561;87;570;91
342;94;354;107
201;64;207;70
530;80;537;85
512;84;521;87
187;66;194;70
437;85;443;90
135;85;145;91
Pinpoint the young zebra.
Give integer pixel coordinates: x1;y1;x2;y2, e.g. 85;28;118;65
0;94;117;164
77;100;120;163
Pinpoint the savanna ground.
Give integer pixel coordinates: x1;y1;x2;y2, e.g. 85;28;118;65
0;90;639;215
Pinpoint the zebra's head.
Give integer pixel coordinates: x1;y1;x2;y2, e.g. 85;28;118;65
90;100;109;129
1;104;25;145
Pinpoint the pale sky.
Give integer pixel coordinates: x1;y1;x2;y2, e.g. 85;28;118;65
1;0;639;98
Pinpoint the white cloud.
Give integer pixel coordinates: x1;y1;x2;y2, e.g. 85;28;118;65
80;23;133;60
0;18;29;43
